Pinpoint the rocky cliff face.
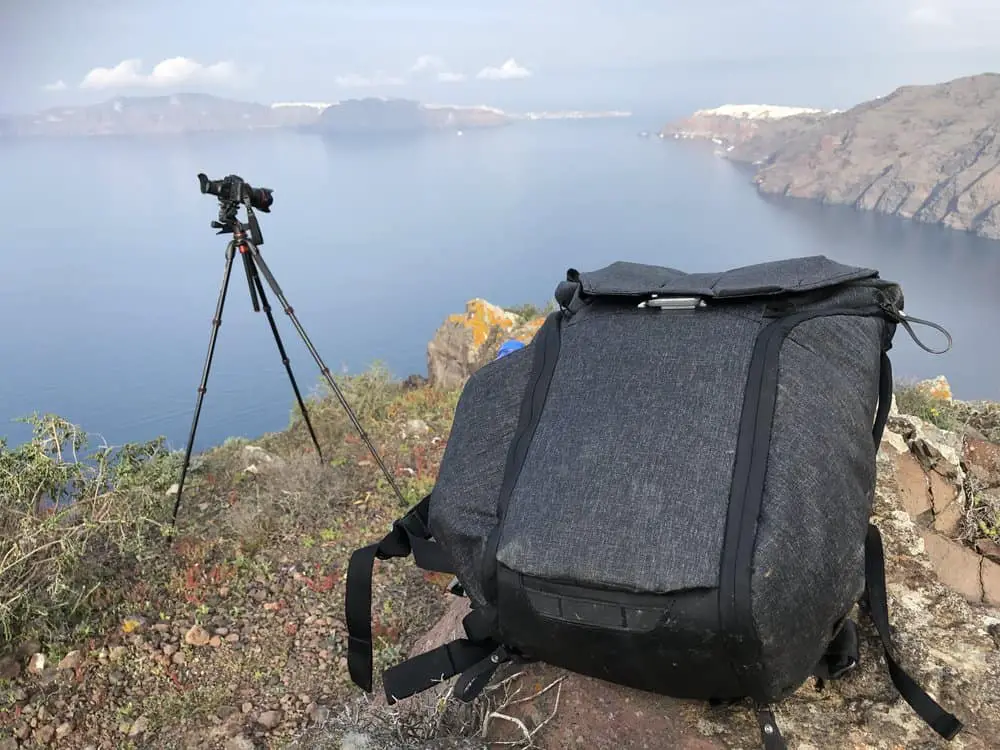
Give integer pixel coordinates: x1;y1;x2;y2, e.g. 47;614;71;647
662;73;1000;241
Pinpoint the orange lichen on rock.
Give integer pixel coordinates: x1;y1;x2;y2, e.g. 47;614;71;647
446;299;519;347
916;375;953;401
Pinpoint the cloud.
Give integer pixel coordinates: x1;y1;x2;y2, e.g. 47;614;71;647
476;58;532;81
43;80;67;92
409;55;467;83
334;72;406;88
79;57;240;90
906;4;954;26
410;55;447;74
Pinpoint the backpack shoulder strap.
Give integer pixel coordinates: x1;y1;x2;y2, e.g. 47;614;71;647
862;523;963;741
345;494;453;693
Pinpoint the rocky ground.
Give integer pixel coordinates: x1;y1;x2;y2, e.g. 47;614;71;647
1;299;999;750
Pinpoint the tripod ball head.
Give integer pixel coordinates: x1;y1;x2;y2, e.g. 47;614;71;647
197;173;274;213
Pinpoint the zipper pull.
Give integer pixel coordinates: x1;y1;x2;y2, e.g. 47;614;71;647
877;295;953;355
637;295;706;310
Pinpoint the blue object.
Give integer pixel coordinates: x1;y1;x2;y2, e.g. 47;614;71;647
496;340;526;359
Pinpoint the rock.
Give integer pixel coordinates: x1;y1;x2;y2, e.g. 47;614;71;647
57;650;82;670
127;715;150;737
964;436;1000;489
56;721;73;739
920;530;985;603
166;483;179;496
984;559;1000;606
404;418;430;437
0;654;20;679
185;625;212;647
0;739;17;750
916;375;954;401
34;725;55;744
976;539;1000;564
210;635;222;648
426;299;544;389
307;703;330;725
27;653;45;675
225;737;256;750
256;710;283;730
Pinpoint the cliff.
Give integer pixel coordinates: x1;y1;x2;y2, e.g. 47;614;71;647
2;299;998;750
309;98;508;135
0;95;625;139
662;73;1000;241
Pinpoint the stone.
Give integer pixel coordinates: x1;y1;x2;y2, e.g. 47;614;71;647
892;452;933;519
983;559;1000;607
975;539;1000;564
426;299;544;389
256;710;283;730
915;375;954;401
404;418;430;437
920;530;984;603
57;650;82;670
185;625;212;647
55;721;73;739
27;653;45;675
225;737;256;750
0;654;20;679
128;715;150;737
964;436;1000;489
34;725;55;744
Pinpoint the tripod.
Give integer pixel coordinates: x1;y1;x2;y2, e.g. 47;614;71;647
170;180;406;530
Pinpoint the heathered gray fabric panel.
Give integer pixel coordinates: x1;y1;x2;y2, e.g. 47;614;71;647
576;256;878;299
429;346;533;607
751;314;885;698
496;306;761;594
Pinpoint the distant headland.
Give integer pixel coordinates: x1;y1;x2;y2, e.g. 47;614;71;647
0;93;631;138
660;72;1000;242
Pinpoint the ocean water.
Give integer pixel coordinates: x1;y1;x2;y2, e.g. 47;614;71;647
2;117;998;452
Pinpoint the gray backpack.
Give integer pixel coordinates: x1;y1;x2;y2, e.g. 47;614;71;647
346;255;962;749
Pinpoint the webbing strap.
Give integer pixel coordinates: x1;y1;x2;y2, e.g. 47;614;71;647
863;523;963;741
381;605;506;704
813;619;860;683
872;351;892;447
345;495;453;693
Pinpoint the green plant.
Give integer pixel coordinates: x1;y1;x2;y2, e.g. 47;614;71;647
0;414;178;642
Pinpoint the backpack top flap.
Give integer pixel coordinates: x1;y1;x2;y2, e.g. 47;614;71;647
566;255;880;300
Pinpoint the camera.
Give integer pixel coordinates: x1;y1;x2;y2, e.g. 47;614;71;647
197;173;274;212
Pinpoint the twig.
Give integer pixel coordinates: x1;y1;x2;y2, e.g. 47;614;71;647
508;675;565;705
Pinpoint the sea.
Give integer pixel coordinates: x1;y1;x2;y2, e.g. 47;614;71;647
2;114;999;453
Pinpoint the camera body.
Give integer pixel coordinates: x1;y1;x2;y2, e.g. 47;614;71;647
197;173;273;213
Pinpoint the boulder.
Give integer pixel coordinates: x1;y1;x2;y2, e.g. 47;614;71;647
426;300;545;390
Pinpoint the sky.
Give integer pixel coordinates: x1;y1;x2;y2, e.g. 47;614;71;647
3;0;1000;117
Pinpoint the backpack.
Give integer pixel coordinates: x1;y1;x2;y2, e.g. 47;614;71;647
345;255;962;749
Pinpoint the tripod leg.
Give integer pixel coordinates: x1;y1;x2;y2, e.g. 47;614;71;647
241;249;260;312
245;254;324;461
171;242;238;531
246;243;408;506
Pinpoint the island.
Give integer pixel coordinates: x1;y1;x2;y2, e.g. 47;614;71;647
0;93;631;139
661;73;1000;241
